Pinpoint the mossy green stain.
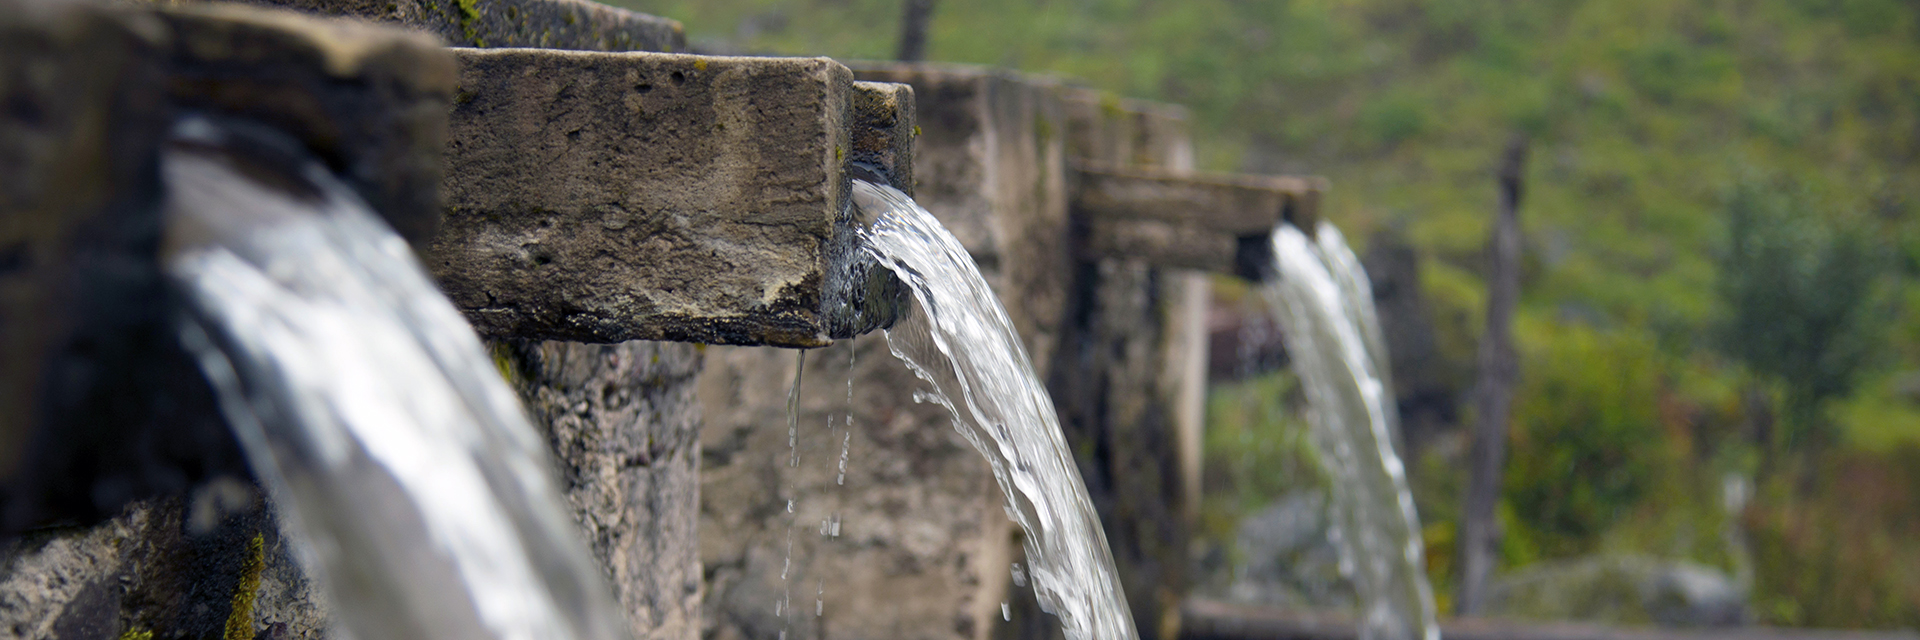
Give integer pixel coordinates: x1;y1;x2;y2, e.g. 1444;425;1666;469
118;628;152;640
455;0;484;46
490;341;521;386
223;533;266;640
1097;93;1124;119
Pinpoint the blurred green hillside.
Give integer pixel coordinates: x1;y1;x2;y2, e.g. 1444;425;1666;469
615;0;1920;627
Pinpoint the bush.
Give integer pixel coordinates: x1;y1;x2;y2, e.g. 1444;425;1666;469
1505;321;1679;559
1713;175;1893;457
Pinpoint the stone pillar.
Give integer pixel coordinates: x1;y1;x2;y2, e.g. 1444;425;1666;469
699;65;1070;640
1035;91;1210;640
494;340;705;640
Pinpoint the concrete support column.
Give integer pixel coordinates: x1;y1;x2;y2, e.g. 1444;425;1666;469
1041;91;1210;640
493;340;706;640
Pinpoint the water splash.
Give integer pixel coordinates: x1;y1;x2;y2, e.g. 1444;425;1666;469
1259;223;1438;640
162;118;631;640
851;180;1138;640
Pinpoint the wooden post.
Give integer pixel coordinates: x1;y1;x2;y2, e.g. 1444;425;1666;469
1457;135;1528;615
896;0;937;61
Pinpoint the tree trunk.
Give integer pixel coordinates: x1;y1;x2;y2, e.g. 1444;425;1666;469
896;0;937;61
1456;135;1528;616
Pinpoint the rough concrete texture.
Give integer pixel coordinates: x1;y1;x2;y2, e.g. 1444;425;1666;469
850;81;917;195
228;0;684;52
0;0;451;531
1072;164;1325;275
1071;163;1319;237
155;2;458;246
0;491;335;640
698;338;1012;640
1058;90;1194;174
700;63;1075;640
495;339;706;640
432;48;902;347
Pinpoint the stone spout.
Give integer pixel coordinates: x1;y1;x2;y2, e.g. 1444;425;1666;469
1068;160;1325;279
428;49;913;348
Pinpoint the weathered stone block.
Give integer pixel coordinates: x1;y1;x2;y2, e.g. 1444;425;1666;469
229;0;685;52
1073;165;1324;275
156;2;458;245
1072;163;1313;236
0;0;453;532
850;81;916;195
1059;89;1194;173
430;48;909;348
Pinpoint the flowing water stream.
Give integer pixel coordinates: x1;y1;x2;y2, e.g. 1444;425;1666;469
1259;222;1438;640
162;118;633;640
851;180;1139;640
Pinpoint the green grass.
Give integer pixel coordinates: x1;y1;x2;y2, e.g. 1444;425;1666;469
611;0;1920;626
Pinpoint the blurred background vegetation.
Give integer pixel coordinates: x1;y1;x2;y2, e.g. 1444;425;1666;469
613;0;1920;628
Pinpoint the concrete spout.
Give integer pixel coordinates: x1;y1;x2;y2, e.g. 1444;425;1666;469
428;48;912;347
1069;160;1325;278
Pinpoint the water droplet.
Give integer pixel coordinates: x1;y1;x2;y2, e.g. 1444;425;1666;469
1002;602;1011;621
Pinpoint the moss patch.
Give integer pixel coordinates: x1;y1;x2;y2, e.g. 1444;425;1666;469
222;533;266;640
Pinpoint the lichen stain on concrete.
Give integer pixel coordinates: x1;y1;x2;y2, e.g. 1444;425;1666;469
222;533;266;640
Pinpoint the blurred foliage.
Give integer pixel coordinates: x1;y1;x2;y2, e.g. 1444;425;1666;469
1746;447;1920;627
612;0;1920;627
1713;174;1894;458
1198;370;1322;545
1505;320;1681;560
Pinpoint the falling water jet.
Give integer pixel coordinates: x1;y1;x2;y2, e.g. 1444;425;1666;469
163;117;633;640
850;179;1140;640
1257;222;1438;640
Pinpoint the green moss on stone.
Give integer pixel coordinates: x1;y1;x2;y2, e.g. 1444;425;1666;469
455;0;483;46
222;533;266;640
